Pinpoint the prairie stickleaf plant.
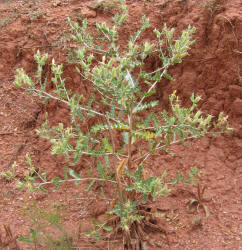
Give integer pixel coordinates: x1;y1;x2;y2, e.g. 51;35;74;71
14;0;231;248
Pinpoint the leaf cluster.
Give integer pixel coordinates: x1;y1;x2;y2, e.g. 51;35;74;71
125;166;170;204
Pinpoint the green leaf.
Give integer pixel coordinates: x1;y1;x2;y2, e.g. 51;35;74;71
170;172;182;185
102;138;113;153
161;170;167;180
97;162;105;179
126;185;135;191
64;166;68;180
39;185;48;194
189;167;197;178
86;94;95;110
18;236;31;243
103;225;113;232
69;168;81;185
133;100;158;113
30;229;37;242
117;149;125;155
51;177;62;191
69;168;81;179
51;177;61;183
142;193;148;204
105;155;110;168
125;70;137;88
100;186;105;197
133;130;155;140
122;132;129;145
85;179;96;192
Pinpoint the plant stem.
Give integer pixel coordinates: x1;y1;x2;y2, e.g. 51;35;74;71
105;114;117;158
105;114;125;206
128;103;133;170
30;87;120;123
36;177;117;188
133;66;168;113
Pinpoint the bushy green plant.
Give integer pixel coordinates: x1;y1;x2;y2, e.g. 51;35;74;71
13;0;231;247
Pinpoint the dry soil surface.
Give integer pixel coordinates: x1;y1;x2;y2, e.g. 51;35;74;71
0;0;241;249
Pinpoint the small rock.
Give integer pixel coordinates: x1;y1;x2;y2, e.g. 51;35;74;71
191;216;202;228
52;0;61;7
70;7;97;21
87;0;104;10
87;0;120;12
81;8;97;18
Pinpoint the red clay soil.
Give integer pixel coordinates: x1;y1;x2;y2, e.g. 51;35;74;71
0;0;241;249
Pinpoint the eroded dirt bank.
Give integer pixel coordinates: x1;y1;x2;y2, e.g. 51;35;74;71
0;0;241;249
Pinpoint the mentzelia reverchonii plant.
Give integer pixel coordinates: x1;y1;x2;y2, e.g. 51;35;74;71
14;0;231;248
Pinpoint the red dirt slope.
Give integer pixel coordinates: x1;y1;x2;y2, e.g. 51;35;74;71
0;0;241;249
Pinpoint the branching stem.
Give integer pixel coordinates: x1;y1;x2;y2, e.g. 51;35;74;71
29;87;120;123
133;66;168;113
36;177;117;188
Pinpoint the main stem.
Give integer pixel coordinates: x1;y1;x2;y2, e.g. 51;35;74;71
128;103;133;170
126;103;136;202
106;114;125;206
